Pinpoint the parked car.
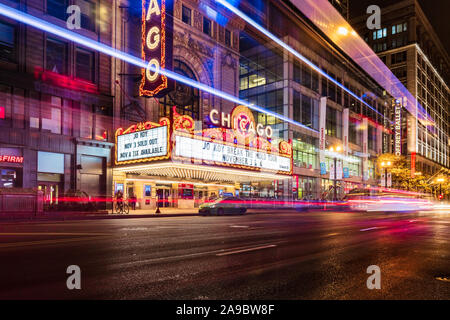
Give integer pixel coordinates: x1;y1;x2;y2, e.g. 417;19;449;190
199;197;247;215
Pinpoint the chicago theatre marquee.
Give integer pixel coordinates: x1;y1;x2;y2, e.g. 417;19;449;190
113;106;293;209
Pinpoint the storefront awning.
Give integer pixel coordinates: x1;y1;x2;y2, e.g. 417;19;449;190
113;162;290;183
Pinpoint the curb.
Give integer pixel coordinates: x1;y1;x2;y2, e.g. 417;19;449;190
0;212;199;222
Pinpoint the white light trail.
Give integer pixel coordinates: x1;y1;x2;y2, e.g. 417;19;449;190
216;0;389;122
0;3;317;133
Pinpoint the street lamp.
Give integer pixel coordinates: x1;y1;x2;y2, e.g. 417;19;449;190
329;145;342;201
381;161;392;188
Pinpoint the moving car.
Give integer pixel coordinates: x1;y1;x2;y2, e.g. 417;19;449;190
199;197;247;215
343;188;433;212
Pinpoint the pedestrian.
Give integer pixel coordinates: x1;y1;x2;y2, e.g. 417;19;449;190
130;191;137;210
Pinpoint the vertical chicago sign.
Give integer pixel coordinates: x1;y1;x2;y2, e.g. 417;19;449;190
140;0;174;97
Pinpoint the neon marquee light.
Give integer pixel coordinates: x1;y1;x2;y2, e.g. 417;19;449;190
140;0;173;97
0;155;23;163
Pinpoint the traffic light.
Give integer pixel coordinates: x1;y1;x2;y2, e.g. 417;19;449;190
438;194;443;200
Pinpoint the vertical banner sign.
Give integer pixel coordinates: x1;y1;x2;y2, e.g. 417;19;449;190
362;117;368;181
336;161;343;180
394;100;402;156
376;125;382;155
342;108;349;179
319;97;327;173
380;172;385;187
329;161;335;180
140;0;174;97
387;172;392;188
411;151;416;178
342;108;349;156
343;167;349;178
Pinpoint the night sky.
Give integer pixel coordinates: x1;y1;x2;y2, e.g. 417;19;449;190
349;0;450;55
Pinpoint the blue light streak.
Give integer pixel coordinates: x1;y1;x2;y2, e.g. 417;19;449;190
216;0;388;122
0;3;317;134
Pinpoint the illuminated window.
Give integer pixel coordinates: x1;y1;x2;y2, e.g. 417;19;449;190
182;5;191;25
0;22;15;63
377;29;382;39
392;25;396;35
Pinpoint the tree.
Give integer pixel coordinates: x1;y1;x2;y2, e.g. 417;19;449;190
375;153;434;193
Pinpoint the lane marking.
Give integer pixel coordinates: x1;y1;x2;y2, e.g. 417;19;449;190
0;232;110;236
230;225;250;228
325;233;339;237
360;227;379;232
216;244;277;256
0;236;111;249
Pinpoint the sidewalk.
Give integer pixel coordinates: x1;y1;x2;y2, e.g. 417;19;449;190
0;208;199;222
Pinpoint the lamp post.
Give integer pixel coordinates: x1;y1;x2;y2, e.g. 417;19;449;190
381;161;392;188
436;177;445;200
329;145;342;201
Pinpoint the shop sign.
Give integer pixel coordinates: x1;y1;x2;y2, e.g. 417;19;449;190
140;0;174;97
115;121;170;165
174;135;292;174
209;105;273;138
0;155;24;163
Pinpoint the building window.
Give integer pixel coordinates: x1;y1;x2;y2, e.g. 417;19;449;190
225;29;232;47
75;0;96;32
75;47;94;82
203;17;212;36
293;133;317;169
325;106;341;138
392;51;407;64
46;38;67;74
0;22;15;63
80;103;93;139
159;60;200;120
377;29;382;39
94;105;111;141
47;0;68;20
42;95;62;134
182;5;191;25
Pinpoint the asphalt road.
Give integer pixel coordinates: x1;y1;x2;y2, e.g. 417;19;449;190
0;209;449;299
